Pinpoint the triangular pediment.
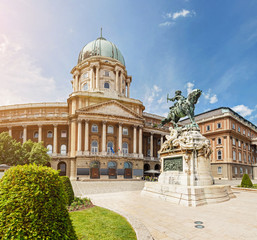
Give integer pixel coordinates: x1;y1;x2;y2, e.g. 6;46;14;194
77;100;143;120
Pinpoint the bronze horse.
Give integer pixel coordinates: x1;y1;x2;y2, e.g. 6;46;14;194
161;89;202;127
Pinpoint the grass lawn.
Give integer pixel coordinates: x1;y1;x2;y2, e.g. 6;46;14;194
70;206;137;240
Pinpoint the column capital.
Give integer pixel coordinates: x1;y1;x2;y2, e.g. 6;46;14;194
119;122;123;126
73;70;80;76
102;120;107;125
38;124;43;127
139;125;144;129
22;125;27;128
53;124;58;127
77;119;82;123
133;124;138;128
7;126;12;129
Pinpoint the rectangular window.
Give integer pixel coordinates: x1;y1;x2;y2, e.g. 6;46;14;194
104;71;110;77
122;127;128;135
232;123;235;130
238;141;241;147
248;145;250;151
61;130;67;138
249;155;251;163
233;151;236;161
206;125;210;131
243;129;245;135
238;127;240;132
234;167;237;174
246;169;248;174
239;152;242;162
217;166;222;174
240;167;243;174
232;138;235;145
217;123;221;129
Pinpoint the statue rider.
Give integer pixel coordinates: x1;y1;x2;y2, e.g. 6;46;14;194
167;90;186;110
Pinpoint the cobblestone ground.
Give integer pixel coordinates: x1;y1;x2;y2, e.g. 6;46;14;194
71;180;257;240
71;180;145;197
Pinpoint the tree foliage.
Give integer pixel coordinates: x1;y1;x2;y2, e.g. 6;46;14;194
61;176;75;206
0;164;78;239
0;132;50;166
241;173;253;188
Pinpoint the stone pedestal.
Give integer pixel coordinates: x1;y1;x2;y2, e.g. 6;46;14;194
142;126;235;207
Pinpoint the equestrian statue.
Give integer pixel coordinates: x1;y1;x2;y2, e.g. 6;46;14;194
161;89;202;128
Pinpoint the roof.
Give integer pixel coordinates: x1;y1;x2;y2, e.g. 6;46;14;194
78;36;125;66
180;107;257;131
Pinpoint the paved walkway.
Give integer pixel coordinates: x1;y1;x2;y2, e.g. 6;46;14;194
72;180;257;240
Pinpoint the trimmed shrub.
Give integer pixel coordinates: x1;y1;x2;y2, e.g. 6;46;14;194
0;164;78;239
241;173;253;188
61;176;75;206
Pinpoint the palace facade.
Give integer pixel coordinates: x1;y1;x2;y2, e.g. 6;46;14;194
0;36;168;180
181;108;257;180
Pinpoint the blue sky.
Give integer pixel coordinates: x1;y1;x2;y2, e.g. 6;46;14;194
1;0;257;123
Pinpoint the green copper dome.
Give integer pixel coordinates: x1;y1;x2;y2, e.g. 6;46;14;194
78;37;125;66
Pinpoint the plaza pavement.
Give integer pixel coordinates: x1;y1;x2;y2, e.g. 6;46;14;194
72;180;257;240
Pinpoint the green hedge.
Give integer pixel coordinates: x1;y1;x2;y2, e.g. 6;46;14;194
241;173;253;188
0;164;78;239
61;176;75;206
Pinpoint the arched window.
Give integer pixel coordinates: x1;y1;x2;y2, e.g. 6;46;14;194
155;164;161;170
144;164;150;171
107;125;114;134
91;124;98;133
60;144;67;155
91;140;98;153
47;144;53;155
83;83;88;91
217;138;222;145
108;161;116;169
217;150;222;160
124;162;132;169
58;162;66;176
47;131;53;138
107;141;114;154
34;131;38;139
122;142;128;154
104;82;110;89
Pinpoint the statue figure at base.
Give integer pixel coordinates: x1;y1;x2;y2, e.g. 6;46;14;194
161;89;202;128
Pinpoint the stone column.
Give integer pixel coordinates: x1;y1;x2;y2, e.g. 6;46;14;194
84;120;89;155
120;72;123;93
127;82;130;98
161;135;164;146
70;120;76;157
133;125;137;155
90;68;94;90
118;123;122;155
96;67;99;90
70;158;77;181
77;120;82;155
102;121;107;155
8;127;12;137
53;124;58;156
115;70;119;92
23;125;27;143
38;125;42;142
150;133;154;158
139;126;143;158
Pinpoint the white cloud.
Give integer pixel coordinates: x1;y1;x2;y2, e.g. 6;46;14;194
232;105;254;117
157;97;165;104
203;89;218;104
186;82;194;95
159;21;173;27
143;85;163;112
0;34;56;106
173;9;190;19
153;85;162;92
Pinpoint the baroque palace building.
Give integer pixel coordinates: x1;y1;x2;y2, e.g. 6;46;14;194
0;35;168;180
181;107;257;180
1;35;257;181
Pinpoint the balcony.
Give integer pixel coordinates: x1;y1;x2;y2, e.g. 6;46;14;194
144;156;160;162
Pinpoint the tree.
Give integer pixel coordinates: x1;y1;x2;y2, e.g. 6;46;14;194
0;132;50;166
21;139;50;165
0;132;22;165
241;173;253;188
0;164;78;239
